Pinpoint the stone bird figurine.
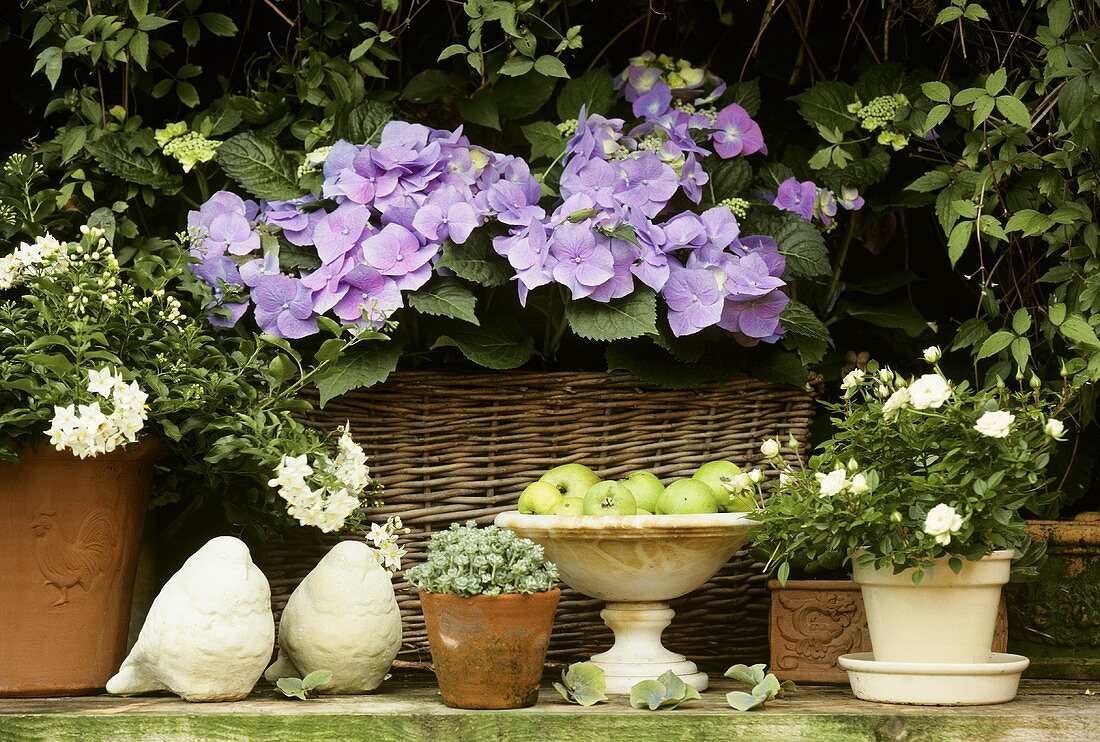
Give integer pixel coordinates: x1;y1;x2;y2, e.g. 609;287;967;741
264;540;401;693
106;536;274;702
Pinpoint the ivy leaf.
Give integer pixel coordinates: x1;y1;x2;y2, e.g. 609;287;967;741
533;54;569;78
566;290;658;342
432;318;535;370
200;12;238;37
408;277;479;325
32;46;63;90
216;132;301;201
315;341;404;407
86;133;182;192
556;67;616;120
437;233;510;287
1060;315;1100;350
346;100;394;145
499;57;534;77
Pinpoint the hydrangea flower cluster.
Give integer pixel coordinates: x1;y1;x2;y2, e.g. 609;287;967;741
268;425;375;532
404;521;559;597
156;122;222;172
772;177;865;227
0;232;69;289
848;94;911;150
367;515;410;575
187;121;540;338
47;367;149;459
492;56;787;342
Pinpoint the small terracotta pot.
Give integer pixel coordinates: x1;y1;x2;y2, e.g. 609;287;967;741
0;437;164;697
420;588;560;709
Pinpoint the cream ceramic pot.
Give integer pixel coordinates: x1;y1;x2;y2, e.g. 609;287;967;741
851;549;1014;664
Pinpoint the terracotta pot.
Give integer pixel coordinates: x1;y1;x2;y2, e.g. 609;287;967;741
0;437;164;697
1007;514;1100;679
420;589;560;709
852;549;1014;663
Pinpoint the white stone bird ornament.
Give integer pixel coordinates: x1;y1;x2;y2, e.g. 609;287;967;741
264;540;402;693
107;536;275;702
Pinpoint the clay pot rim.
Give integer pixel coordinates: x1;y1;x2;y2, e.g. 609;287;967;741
13;434;169;463
418;587;561;603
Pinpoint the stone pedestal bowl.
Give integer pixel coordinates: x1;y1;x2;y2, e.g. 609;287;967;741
494;511;758;694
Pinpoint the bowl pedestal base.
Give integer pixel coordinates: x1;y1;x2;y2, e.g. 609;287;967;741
589;602;708;694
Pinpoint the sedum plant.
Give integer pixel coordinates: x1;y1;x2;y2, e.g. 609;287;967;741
405;521;558;596
754;350;1073;582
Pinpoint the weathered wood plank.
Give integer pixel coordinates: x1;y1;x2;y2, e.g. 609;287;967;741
0;676;1096;742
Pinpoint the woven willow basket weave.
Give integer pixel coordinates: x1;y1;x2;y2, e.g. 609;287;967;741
260;370;817;671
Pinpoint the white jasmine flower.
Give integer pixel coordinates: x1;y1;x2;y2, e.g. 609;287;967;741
278;454;313;481
850;473;869;494
378;540;407;572
816;468;850;497
923;503;964;546
882;387;910;420
1044;418;1066;441
87;368;117;398
760;439;781;458
974;410;1015;438
908;373;952;410
923;346;942;363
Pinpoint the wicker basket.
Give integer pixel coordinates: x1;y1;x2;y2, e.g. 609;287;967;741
260;370;817;671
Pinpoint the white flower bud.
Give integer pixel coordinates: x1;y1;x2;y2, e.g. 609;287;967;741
923;346;942;363
760;439;781;458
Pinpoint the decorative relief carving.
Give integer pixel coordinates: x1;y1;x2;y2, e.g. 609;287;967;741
31;509;118;606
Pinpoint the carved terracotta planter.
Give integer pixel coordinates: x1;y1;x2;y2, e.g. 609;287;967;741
769;579;1008;682
1008;514;1100;679
0;438;163;697
420;589;560;709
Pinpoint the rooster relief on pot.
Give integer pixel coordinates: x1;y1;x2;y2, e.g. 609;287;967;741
30;509;118;607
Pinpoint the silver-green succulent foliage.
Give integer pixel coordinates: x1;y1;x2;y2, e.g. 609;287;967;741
405;522;559;597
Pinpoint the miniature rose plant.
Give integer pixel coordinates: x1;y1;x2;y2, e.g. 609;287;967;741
751;351;1074;582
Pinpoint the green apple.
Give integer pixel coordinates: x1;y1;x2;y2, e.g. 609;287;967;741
636;508;653;516
553;497;586;515
518;481;564;514
583;481;637;516
618;470;664;513
540;463;601;499
692;460;744;512
656;479;719;514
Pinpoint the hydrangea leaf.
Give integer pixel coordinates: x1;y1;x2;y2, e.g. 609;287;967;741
556;67;616;120
458;90;501;130
521;121;565;162
346;100;394;145
791;81;859;133
301;670;332;690
724;79;761;117
86;133;182;193
432;318;535;370
706;158;753;203
216;132;301;201
724;663;766;686
605;340;727;388
565;289;657;342
750;211;830;279
495;71;557;119
408;277;480;326
402;69;455;104
315;340;405;407
437;233;511;287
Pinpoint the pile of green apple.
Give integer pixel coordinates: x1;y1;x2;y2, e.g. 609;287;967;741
517;461;757;516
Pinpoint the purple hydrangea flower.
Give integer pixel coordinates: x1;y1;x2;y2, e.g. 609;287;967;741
313;203;371;264
719;289;789;339
549;222;615;299
240;252;282;288
616;152;679;217
725;252;786;298
412;187;481;244
662;265;725;337
633;80;672;119
251;274;318;339
772;177;818;221
187;191;260;258
262;196;324;247
711;103;767;158
361;223;436;287
838;186;865;211
586;239;638;302
191;256;247;328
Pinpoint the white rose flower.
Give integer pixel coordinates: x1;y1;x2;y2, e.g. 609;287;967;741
923;346;942;363
1044;418;1067;441
748;469;763;484
760;438;781;458
908;373;952;410
923;503;964;546
882;387;910;421
850;473;869;494
816;468;850;497
974;410;1015;438
841;368;865;392
730;473;753;492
